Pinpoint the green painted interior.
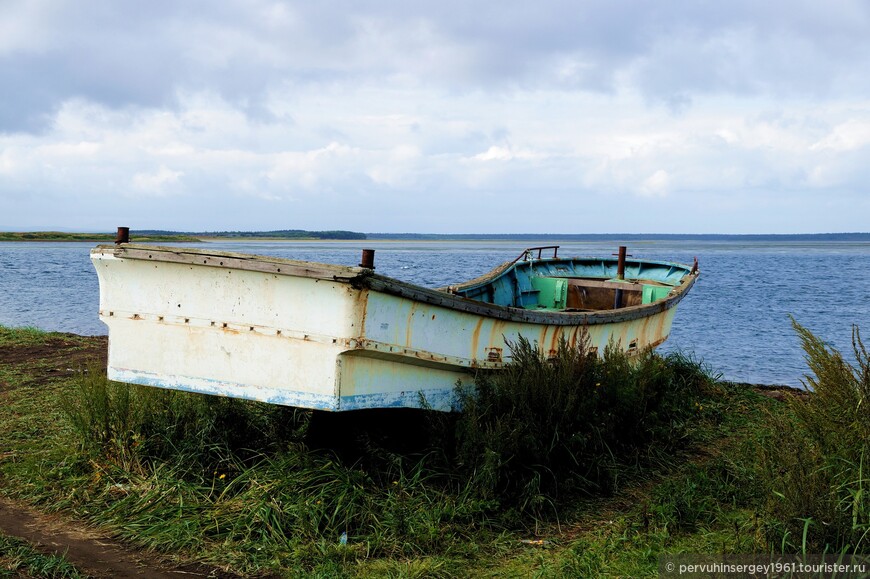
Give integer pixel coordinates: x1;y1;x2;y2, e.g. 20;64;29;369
457;256;691;311
519;277;673;311
529;277;568;310
642;285;672;304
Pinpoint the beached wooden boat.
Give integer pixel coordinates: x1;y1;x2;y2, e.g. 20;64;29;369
91;244;698;411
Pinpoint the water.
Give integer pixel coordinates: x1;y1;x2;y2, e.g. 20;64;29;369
1;239;868;387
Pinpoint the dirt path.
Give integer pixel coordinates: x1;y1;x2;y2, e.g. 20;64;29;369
0;498;239;578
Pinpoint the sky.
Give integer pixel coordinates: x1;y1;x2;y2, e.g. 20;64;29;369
1;1;869;234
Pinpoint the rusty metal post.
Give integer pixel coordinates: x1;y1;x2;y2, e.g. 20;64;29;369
616;246;627;280
115;227;130;244
360;249;375;269
614;246;627;309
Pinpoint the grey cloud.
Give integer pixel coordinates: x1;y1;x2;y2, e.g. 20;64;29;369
2;0;870;133
0;57;58;133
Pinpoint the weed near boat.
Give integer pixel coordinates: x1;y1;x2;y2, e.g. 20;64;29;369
434;337;712;517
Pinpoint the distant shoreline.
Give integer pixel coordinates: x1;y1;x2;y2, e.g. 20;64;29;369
366;232;870;242
0;232;201;243
2;231;869;243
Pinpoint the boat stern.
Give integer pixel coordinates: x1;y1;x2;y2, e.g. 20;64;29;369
92;245;365;410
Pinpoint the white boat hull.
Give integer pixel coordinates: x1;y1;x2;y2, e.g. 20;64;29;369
92;245;696;411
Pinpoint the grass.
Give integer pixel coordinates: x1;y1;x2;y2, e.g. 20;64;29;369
4;322;867;575
0;533;85;578
0;325;47;345
432;337;713;521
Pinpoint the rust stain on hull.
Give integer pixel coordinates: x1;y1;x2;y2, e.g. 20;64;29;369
404;301;419;348
470;318;485;360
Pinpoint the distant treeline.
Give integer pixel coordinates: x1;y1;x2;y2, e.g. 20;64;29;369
366;232;870;241
137;229;367;240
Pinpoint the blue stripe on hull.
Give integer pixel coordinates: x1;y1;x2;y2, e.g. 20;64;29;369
109;368;458;412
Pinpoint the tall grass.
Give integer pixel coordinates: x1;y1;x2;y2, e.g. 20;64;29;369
60;366;309;472
56;337;716;572
57;369;501;569
760;321;870;553
441;336;711;517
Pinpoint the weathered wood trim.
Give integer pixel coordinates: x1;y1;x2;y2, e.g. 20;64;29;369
95;244;698;327
563;279;645;291
98;244;364;282
363;272;698;326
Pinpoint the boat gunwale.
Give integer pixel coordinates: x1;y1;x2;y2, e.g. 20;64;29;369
93;244;367;281
447;255;694;293
364;270;698;326
93;244;699;327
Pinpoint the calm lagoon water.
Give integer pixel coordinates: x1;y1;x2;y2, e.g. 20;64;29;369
1;239;868;387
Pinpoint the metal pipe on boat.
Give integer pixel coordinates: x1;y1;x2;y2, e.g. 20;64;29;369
616;246;627;280
614;246;627;309
115;227;130;244
360;249;375;269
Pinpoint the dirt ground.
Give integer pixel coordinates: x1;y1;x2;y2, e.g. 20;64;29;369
0;334;247;578
0;334;107;394
0;497;240;578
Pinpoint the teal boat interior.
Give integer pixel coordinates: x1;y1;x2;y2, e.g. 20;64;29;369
452;246;695;312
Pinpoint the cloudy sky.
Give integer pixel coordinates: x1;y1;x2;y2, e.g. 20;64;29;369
1;1;869;234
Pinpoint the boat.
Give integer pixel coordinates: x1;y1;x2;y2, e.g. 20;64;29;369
91;243;698;412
